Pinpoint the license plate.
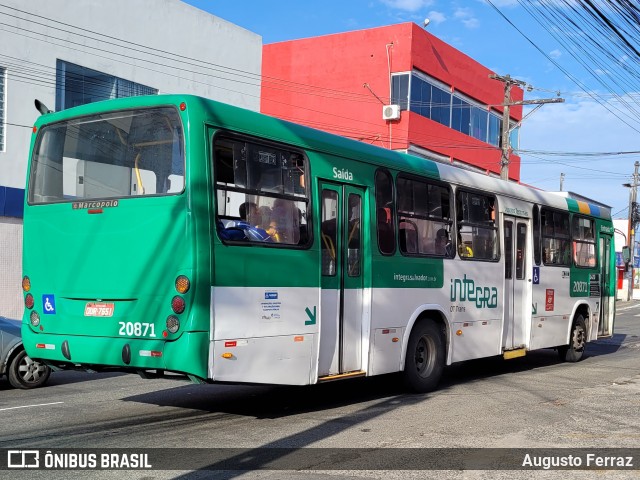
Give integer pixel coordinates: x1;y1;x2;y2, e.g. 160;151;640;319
84;302;114;317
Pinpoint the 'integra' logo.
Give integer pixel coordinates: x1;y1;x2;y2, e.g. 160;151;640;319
450;275;498;308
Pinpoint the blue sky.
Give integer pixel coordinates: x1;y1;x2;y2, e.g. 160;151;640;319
186;0;638;218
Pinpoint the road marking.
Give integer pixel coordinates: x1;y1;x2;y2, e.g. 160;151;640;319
618;303;640;312
0;401;63;412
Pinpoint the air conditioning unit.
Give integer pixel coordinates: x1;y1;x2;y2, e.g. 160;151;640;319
382;104;401;121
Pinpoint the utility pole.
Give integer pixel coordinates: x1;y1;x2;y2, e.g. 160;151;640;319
626;161;640;301
560;173;565;191
489;74;564;181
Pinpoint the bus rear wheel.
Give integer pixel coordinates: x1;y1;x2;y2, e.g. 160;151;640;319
558;314;587;363
403;320;445;393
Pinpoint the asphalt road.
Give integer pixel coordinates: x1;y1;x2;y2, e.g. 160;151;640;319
2;303;640;480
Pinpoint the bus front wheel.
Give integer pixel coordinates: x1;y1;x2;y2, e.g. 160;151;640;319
403;320;445;393
558;314;587;362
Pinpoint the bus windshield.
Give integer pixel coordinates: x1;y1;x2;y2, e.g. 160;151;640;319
29;107;184;204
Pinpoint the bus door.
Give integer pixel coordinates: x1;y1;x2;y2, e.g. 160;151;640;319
599;234;614;336
502;217;530;350
318;182;365;377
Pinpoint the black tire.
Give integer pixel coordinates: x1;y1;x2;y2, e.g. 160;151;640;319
558;314;587;363
403;320;445;393
7;348;51;389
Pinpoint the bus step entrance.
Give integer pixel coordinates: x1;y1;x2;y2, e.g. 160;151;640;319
503;348;526;360
318;370;366;383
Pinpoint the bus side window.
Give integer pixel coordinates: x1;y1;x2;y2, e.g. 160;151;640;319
214;136;309;246
455;190;497;261
375;170;395;255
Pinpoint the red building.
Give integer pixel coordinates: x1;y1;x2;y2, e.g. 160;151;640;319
261;22;523;181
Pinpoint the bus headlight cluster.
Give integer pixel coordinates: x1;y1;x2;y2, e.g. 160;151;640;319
166;315;180;334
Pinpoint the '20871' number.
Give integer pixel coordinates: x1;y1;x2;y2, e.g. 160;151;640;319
119;322;156;338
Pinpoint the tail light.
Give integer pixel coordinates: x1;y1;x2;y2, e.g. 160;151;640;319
175;275;190;294
25;294;34;309
22;276;31;292
30;310;40;326
171;296;185;314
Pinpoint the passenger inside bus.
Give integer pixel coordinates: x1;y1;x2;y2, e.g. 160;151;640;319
435;228;452;257
270;198;300;243
377;207;394;253
457;232;473;258
398;220;418;254
239;201;259;225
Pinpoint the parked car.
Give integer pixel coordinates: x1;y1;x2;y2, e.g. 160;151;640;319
0;317;51;389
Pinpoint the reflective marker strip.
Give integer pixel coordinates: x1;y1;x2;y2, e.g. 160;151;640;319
139;350;162;357
36;343;55;350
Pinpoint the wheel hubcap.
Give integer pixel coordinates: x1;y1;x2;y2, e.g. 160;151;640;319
415;335;436;378
18;356;45;383
572;326;585;352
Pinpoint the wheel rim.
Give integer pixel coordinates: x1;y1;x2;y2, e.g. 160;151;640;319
414;335;437;378
17;355;46;384
572;325;585;352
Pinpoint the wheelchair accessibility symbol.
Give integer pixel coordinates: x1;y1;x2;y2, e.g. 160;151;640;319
42;295;56;314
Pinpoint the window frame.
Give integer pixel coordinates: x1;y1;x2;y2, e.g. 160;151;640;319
395;172;454;258
572;214;597;269
455;187;500;262
28;105;186;205
374;168;396;256
212;130;312;249
532;204;541;266
540;207;571;267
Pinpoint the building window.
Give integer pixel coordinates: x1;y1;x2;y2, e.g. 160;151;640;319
470;105;488;143
55;60;157;111
0;66;5;151
488;113;501;147
451;97;470;136
394;70;508;149
391;74;409;110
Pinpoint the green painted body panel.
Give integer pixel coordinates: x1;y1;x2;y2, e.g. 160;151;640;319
562;199;616;299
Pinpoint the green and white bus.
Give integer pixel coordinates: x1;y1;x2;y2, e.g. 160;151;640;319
22;94;615;392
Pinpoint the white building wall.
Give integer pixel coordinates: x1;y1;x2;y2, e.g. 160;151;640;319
0;0;262;317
